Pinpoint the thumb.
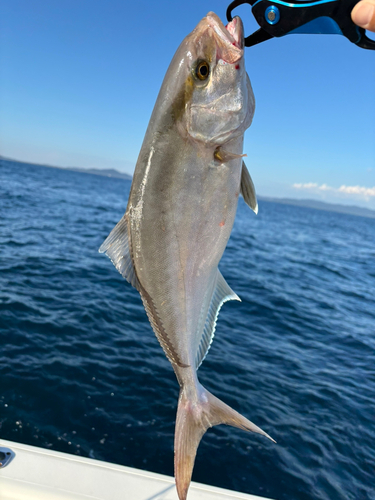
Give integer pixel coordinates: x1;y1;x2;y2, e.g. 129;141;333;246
351;0;375;32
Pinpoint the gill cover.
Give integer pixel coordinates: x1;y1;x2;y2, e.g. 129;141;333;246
176;13;255;145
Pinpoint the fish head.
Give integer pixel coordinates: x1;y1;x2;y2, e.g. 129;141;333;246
170;12;255;147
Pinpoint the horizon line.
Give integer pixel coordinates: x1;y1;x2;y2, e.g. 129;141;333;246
1;155;375;218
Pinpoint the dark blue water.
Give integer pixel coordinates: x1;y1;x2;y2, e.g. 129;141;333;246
1;158;374;500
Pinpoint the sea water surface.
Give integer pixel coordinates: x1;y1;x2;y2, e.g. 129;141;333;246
0;159;374;500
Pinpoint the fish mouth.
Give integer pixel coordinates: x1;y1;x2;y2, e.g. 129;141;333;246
204;12;244;63
225;16;244;49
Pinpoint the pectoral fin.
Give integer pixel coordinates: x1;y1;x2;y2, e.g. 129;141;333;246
241;161;258;214
214;147;247;164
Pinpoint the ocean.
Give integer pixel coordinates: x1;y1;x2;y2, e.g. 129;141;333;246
0;158;374;500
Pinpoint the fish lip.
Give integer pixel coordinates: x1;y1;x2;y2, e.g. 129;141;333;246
206;12;244;52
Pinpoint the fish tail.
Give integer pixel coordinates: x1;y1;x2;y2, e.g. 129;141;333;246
174;384;275;500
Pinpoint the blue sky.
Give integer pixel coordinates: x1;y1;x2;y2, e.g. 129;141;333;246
1;0;375;208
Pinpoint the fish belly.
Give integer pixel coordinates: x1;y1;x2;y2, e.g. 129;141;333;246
128;134;243;367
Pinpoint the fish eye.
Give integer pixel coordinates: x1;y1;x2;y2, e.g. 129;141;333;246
195;61;210;81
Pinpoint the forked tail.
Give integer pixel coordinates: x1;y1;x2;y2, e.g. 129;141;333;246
174;384;275;500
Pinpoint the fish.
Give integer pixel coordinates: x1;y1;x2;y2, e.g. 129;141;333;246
99;11;274;500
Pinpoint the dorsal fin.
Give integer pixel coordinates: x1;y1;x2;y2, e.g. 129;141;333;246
99;216;188;368
140;288;189;368
99;215;139;290
195;270;240;369
241;161;258;214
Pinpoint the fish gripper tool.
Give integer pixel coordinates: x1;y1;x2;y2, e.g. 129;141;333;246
226;0;375;49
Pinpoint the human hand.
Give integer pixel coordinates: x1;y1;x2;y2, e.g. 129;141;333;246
351;0;375;32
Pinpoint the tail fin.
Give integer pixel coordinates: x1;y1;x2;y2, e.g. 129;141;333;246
174;385;275;500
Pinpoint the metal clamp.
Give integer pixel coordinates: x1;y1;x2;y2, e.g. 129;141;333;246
0;447;15;469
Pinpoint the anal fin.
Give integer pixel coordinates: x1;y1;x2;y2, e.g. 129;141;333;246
195;270;240;369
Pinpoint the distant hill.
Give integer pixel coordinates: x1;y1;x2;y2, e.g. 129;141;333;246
259;196;375;219
65;167;132;180
0;156;132;180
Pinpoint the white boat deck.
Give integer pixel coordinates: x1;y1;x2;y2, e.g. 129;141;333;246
0;438;274;500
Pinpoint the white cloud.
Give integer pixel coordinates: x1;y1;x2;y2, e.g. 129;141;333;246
318;184;332;191
293;182;375;198
338;185;375;197
293;182;318;189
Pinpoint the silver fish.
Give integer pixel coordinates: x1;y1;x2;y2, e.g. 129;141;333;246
100;12;274;500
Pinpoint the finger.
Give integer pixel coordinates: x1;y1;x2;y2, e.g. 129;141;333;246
351;0;375;32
